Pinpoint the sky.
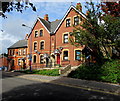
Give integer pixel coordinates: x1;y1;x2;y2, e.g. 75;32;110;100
0;0;101;54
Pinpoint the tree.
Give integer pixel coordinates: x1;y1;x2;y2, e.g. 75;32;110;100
70;2;120;63
0;0;36;18
101;1;120;17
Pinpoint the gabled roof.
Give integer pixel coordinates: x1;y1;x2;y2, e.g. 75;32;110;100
38;17;51;33
51;19;61;34
54;5;86;33
28;5;86;37
8;39;27;49
38;17;61;34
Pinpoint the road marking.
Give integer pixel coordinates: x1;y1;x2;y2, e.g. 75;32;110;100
51;82;120;96
18;76;120;96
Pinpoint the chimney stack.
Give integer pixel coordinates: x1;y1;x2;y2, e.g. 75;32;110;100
76;3;82;12
25;34;29;40
86;11;90;16
44;14;49;21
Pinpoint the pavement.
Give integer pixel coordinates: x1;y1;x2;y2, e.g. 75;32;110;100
17;73;120;96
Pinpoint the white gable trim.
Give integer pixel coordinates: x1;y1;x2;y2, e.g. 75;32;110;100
54;5;86;33
28;17;50;38
28;18;38;38
37;18;51;33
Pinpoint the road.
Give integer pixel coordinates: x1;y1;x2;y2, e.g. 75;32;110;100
1;71;120;101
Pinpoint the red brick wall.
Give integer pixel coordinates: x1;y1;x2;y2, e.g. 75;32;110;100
0;57;8;67
8;48;27;70
55;8;84;66
28;20;51;68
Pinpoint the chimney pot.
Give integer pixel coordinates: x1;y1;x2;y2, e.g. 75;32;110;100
25;34;29;40
44;14;49;21
76;3;82;12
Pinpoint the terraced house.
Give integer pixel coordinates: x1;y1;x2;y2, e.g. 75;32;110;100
28;3;88;69
8;39;27;70
8;3;92;70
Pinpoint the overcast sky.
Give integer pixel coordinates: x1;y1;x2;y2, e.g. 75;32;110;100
0;0;100;54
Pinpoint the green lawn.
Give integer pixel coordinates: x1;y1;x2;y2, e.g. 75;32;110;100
22;69;60;76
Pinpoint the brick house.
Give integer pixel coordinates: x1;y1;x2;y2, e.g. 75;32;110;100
28;3;90;69
0;55;8;67
8;39;27;70
8;3;92;70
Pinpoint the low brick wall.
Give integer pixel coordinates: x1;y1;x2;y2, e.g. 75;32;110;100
59;64;71;74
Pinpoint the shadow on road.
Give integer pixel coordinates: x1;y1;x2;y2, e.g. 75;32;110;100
2;80;120;101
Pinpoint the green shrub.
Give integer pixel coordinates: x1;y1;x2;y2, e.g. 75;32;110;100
68;64;102;81
68;59;120;83
100;60;120;83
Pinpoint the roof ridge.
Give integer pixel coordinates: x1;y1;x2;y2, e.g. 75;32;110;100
51;19;61;23
38;17;51;23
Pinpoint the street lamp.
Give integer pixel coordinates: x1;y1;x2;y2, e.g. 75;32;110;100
22;24;32;29
22;23;32;72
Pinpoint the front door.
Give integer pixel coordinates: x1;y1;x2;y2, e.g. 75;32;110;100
57;54;60;64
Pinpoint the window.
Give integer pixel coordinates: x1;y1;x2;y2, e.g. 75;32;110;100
40;55;44;64
34;42;37;50
23;49;26;55
40;41;44;50
63;51;68;60
9;50;12;55
33;55;36;63
63;34;68;43
35;31;38;37
66;19;71;27
40;30;43;37
18;49;22;56
75;50;81;60
18;59;21;65
12;50;15;55
74;16;79;26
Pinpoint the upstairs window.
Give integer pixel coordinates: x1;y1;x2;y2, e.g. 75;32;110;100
35;31;38;37
74;16;79;26
18;49;22;56
66;19;71;27
63;51;68;60
23;49;26;55
75;50;81;60
63;34;68;43
40;41;44;50
40;30;43;37
40;55;44;64
34;42;37;50
9;50;12;55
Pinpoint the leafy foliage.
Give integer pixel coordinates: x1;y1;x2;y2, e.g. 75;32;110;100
0;0;36;18
68;59;120;83
70;2;120;61
101;2;120;17
100;59;120;83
